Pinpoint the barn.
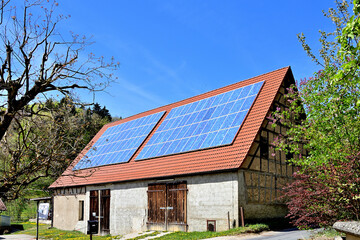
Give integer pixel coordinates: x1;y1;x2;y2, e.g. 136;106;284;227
49;66;297;235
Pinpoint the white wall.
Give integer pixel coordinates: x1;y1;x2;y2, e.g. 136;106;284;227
187;172;239;232
53;171;239;235
53;194;86;232
108;182;148;235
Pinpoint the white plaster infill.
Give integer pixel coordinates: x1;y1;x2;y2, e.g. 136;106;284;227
333;221;360;240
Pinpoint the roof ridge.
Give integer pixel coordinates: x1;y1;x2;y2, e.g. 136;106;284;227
249;66;290;81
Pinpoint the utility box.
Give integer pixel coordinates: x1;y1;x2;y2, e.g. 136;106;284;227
87;220;98;234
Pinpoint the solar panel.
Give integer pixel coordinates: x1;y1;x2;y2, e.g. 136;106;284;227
73;111;165;170
135;81;264;160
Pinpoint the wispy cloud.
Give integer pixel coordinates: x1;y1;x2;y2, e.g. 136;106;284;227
115;77;166;106
138;46;201;96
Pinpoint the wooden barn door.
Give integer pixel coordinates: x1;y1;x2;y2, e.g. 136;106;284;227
148;184;166;224
89;189;110;234
167;182;187;225
89;190;99;221
147;182;187;231
100;189;110;233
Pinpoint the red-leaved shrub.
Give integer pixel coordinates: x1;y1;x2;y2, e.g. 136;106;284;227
283;152;360;228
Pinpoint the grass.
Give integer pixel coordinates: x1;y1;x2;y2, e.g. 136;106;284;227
11;222;121;240
155;224;269;240
11;221;37;231
10;222;269;240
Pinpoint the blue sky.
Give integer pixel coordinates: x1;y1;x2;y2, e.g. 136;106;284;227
54;0;337;118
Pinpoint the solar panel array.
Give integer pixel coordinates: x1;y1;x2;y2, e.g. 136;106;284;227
135;81;264;160
73;111;165;170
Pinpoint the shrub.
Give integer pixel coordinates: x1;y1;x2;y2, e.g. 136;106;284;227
284;152;360;228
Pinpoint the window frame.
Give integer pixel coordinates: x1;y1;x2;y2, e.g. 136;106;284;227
78;200;84;221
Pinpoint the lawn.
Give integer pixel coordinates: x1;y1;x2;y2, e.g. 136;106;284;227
10;222;269;240
154;224;269;240
12;222;121;239
10;221;345;240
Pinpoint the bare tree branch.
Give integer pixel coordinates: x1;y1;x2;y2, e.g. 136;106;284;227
0;0;119;200
0;0;119;141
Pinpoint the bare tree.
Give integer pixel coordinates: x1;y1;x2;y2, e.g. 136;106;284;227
0;1;10;25
0;0;118;140
0;0;118;200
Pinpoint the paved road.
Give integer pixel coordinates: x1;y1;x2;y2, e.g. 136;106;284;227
0;234;35;240
246;229;314;240
206;228;317;240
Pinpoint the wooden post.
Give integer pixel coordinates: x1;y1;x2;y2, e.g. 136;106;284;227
240;207;245;227
227;211;230;230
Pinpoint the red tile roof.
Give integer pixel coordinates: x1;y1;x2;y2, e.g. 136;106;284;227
0;198;6;211
50;67;293;188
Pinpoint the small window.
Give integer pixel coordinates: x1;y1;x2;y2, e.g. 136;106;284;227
207;220;216;232
79;200;84;221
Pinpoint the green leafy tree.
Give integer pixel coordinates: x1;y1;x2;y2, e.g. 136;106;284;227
92;103;112;122
272;0;360;227
0;99;112;201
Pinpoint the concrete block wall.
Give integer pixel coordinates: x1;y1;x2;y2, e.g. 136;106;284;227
186;172;239;232
108;182;148;235
53;194;86;232
53;171;239;235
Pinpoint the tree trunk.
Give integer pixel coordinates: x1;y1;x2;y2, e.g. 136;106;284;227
0;113;13;141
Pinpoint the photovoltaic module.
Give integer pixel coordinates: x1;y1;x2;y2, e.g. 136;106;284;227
135;81;264;160
73;111;165;170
